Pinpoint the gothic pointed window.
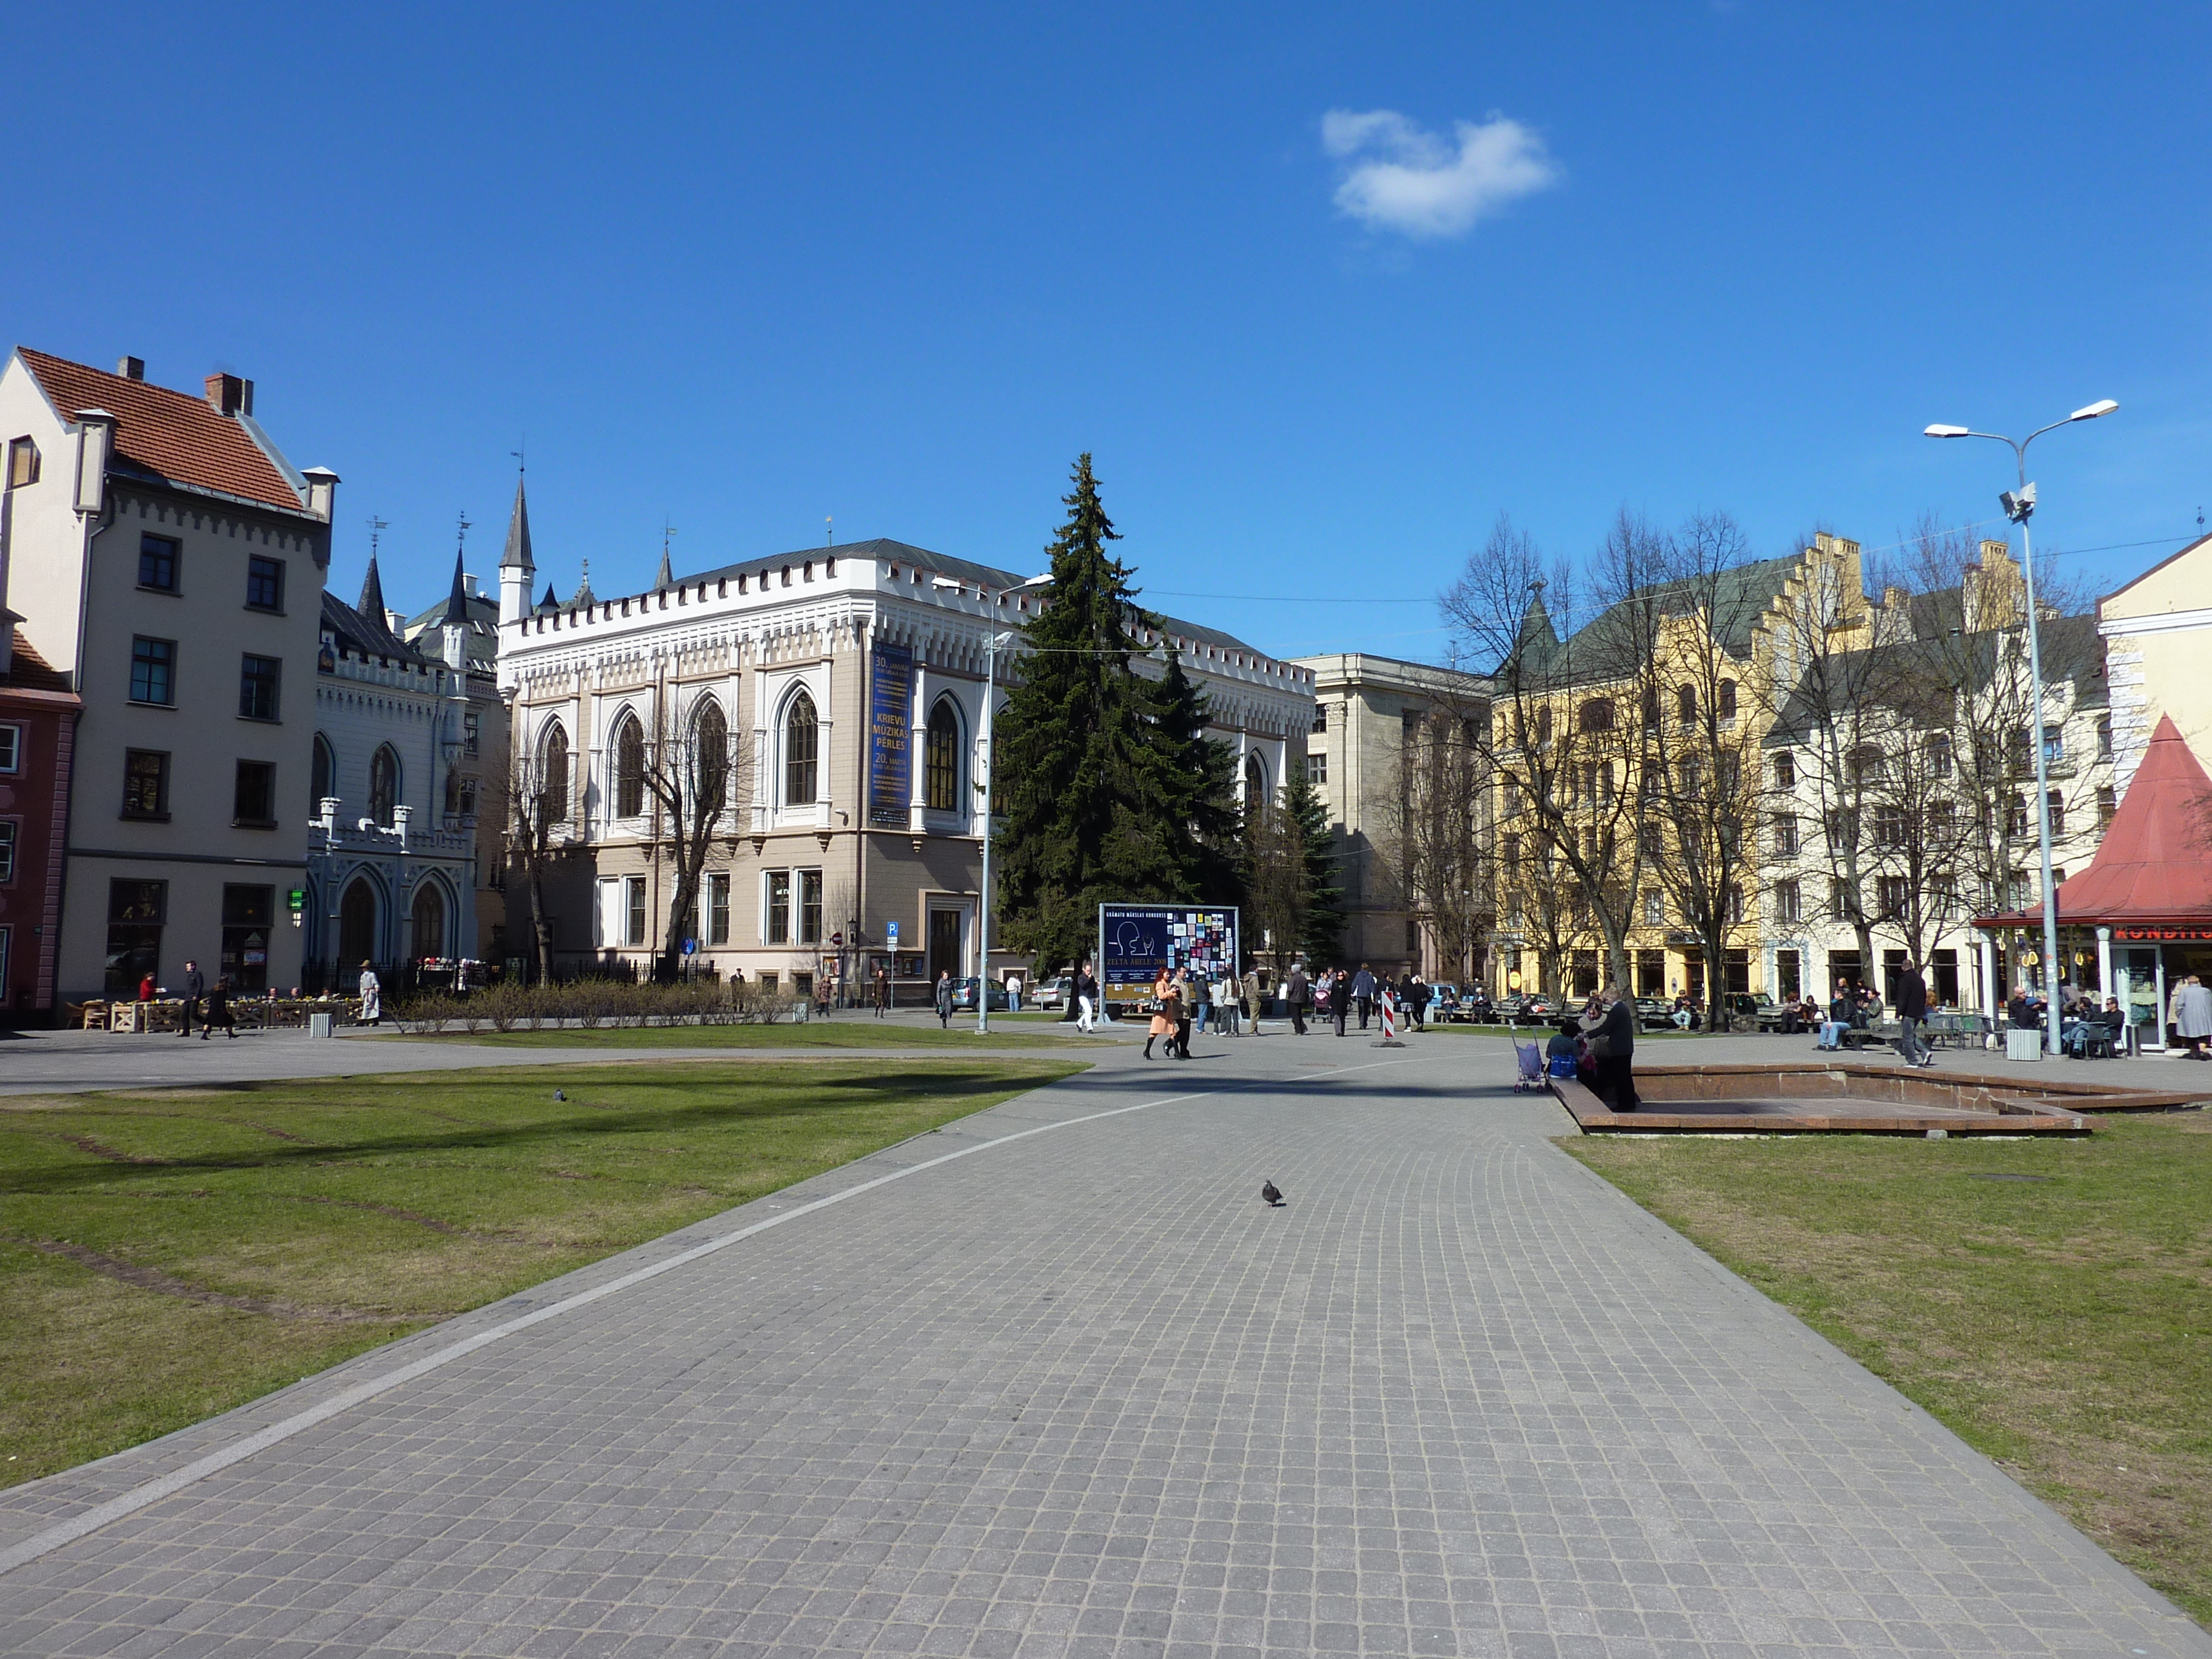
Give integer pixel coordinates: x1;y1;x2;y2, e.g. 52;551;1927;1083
690;699;729;813
925;699;960;813
540;723;570;822
369;745;401;828
613;714;645;819
785;691;819;807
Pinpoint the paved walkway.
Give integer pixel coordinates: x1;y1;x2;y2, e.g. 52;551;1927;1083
1;1032;2204;1657
0;1015;1112;1097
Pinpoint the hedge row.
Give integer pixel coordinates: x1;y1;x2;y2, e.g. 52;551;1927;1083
392;977;799;1034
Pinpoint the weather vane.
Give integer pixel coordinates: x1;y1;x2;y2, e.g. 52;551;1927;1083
456;511;473;553
366;515;388;558
511;438;526;475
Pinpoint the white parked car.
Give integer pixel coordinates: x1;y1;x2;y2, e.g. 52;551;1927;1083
1033;975;1074;1010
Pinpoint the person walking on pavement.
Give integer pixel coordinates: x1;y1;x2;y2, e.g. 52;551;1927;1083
1191;971;1212;1037
1351;963;1376;1030
1145;974;1179;1059
356;962;381;1025
1893;958;1933;1067
1330;970;1350;1037
1216;968;1241;1036
934;969;953;1028
1287;961;1309;1036
1171;969;1195;1057
873;967;890;1017
1406;971;1430;1032
178;959;206;1038
1245;966;1265;1036
1074;962;1098;1033
203;976;236;1040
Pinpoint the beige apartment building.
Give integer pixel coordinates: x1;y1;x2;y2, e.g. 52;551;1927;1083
0;349;336;1000
1290;652;1492;979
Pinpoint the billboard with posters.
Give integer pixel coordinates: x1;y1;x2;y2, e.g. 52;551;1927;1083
1097;904;1241;1008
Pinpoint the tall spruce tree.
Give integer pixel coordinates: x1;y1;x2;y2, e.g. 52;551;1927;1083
995;455;1247;973
1134;651;1242;903
993;456;1152;971
1284;764;1346;965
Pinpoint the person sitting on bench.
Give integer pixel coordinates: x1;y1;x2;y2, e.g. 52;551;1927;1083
1818;989;1852;1051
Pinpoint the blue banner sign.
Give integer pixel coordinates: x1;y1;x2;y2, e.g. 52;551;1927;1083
1098;904;1240;1004
869;642;914;828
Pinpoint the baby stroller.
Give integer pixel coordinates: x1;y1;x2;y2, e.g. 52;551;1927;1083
1512;1040;1545;1092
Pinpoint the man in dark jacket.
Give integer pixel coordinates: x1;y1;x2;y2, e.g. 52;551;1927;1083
1593;984;1638;1111
1351;964;1376;1030
178;959;206;1039
1287;964;1309;1036
1894;960;1932;1068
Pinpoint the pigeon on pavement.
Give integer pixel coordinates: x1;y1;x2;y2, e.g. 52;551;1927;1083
1261;1180;1284;1207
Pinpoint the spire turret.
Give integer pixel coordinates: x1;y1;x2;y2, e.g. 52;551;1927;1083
440;548;472;628
358;554;388;624
572;560;595;608
497;475;537;627
500;477;534;573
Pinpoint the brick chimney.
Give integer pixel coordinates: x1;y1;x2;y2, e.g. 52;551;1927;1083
204;373;254;417
116;356;144;381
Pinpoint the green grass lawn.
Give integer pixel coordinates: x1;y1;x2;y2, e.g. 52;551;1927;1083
383;1019;1100;1050
1565;1115;2212;1627
0;1057;1081;1489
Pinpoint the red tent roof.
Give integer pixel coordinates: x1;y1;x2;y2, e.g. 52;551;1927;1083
1984;716;2212;930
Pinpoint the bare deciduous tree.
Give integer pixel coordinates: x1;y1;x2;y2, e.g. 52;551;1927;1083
504;728;571;985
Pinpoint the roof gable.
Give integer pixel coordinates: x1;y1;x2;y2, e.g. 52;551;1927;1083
13;347;306;514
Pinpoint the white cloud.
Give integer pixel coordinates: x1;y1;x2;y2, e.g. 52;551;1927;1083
1322;107;1559;239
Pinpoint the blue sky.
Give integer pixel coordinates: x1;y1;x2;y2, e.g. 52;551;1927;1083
6;2;2205;662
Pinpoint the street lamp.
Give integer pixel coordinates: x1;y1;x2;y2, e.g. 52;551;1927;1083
974;573;1053;1033
1924;398;2117;1053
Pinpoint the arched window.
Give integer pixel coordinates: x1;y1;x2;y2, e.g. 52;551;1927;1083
1243;753;1267;811
540;723;570;823
1641;688;1661;727
925;699;960;812
1677;685;1697;728
411;883;446;961
340;877;378;967
1579;698;1614;733
689;699;729;812
1718;679;1738;720
784;690;819;806
369;745;401;827
310;734;335;813
613;713;645;818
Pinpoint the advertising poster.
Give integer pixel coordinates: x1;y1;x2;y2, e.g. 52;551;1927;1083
1097;904;1240;1006
868;642;914;828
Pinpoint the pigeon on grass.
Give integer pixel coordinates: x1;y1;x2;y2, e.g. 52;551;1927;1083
1261;1180;1285;1207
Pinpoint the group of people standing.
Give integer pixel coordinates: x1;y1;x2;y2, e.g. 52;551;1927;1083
1305;964;1432;1036
1543;984;1640;1111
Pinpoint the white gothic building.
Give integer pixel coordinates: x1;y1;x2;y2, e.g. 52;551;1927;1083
303;556;483;984
495;532;1313;992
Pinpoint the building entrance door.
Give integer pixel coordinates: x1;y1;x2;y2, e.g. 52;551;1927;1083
928;908;963;985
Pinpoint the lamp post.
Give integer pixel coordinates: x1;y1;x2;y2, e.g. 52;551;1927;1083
1925;399;2117;1054
971;573;1053;1034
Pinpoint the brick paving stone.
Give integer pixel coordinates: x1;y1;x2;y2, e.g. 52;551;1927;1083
0;1033;2205;1655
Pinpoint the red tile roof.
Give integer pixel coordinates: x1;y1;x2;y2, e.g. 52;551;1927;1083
1;628;75;694
15;348;306;514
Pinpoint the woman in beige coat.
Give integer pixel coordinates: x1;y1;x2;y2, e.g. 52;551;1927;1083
1147;970;1176;1059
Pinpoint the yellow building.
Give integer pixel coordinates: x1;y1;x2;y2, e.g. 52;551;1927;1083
2097;532;2212;794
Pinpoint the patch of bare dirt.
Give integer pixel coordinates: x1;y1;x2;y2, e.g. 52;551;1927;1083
23;1239;409;1322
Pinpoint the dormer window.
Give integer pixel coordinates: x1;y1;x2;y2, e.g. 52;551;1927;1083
5;437;37;488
